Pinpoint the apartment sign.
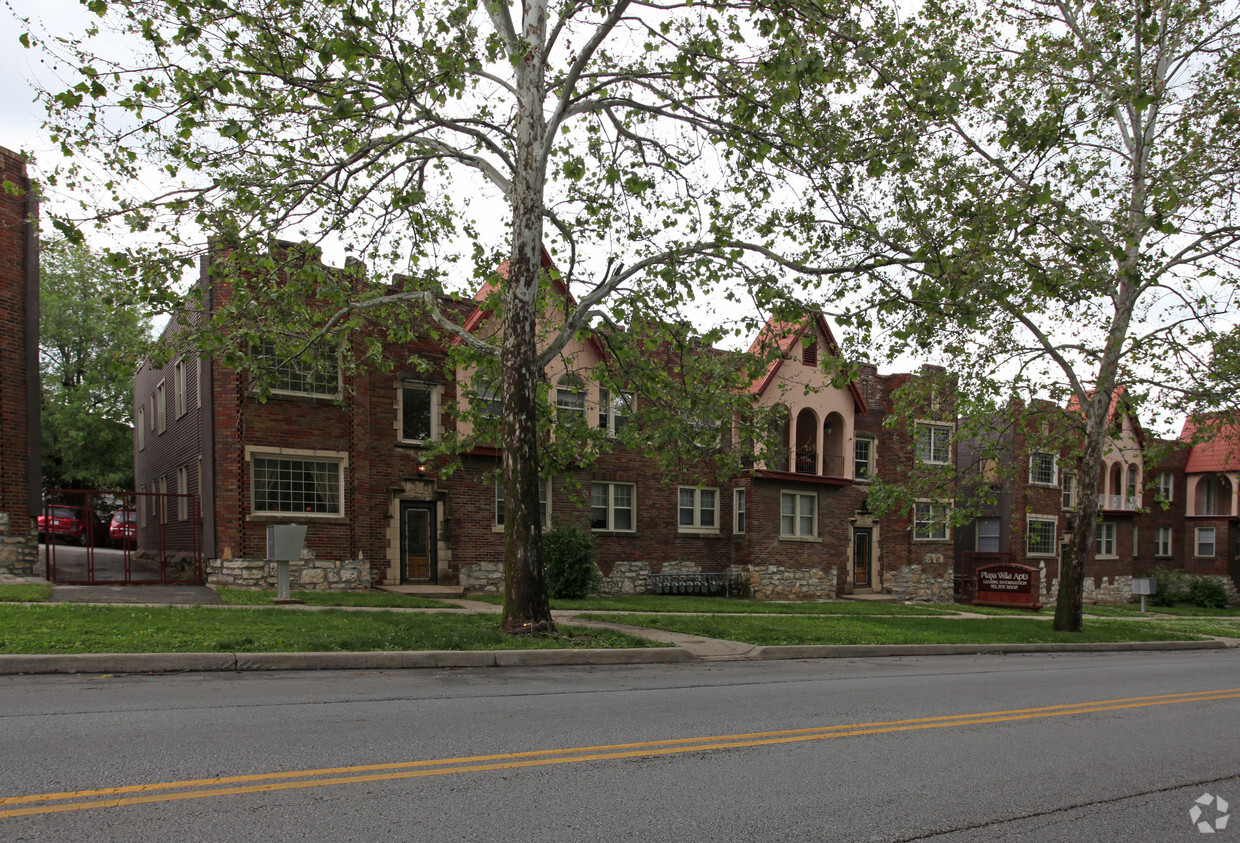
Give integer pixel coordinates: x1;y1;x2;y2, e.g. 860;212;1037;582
974;563;1042;609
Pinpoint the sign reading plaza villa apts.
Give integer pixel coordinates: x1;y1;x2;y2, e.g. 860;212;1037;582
974;563;1042;610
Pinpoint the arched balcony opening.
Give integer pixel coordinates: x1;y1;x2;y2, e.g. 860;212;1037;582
822;412;846;477
764;406;791;472
1196;474;1233;516
794;408;819;474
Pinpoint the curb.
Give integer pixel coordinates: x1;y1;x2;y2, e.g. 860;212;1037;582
0;640;1227;675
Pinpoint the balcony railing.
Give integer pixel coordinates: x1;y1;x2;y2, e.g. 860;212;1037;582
794;449;817;474
761;450;847;478
1098;494;1140;511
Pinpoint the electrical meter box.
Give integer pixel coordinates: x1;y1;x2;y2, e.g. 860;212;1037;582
266;524;308;562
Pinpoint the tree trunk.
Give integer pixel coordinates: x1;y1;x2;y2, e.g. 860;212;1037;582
1053;391;1108;632
500;0;554;635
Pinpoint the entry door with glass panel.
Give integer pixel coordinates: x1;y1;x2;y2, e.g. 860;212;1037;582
401;502;437;583
853;527;873;588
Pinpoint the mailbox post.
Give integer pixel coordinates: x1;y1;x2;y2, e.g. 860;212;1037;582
267;524;308;603
1132;577;1157;613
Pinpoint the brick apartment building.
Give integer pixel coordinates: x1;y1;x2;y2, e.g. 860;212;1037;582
134;246;960;600
0;147;40;576
955;389;1240;604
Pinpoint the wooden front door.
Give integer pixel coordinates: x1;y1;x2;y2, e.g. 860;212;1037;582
853;527;872;588
401;502;436;584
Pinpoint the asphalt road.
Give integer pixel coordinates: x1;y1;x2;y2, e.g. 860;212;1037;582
1;651;1237;841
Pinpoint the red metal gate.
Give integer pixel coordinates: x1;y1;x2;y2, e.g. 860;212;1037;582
42;489;203;586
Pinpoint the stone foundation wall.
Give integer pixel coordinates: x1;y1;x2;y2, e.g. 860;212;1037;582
890;553;954;603
597;559;838;600
460;555;504;593
0;514;37;577
207;551;372;591
1040;570;1240;606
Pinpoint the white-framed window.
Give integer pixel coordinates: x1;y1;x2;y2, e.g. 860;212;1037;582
1027;517;1057;556
854;437;874;481
155;380;167;434
1195;526;1216;557
1029;452;1057;486
1061;473;1076;510
1156;470;1174;503
734;488;746;534
158;476;168;524
780;491;817;538
591;482;635;532
176;466;188;521
495;479;550;528
472;377;502;419
249;450;345;517
174;359;187;419
196;356;203;409
913;501;949;540
916;424;951;465
1095;522;1116;557
555;375;587;425
678;486;718;532
598;388;633;436
255;341;341;398
399;383;439;443
1126;465;1139;501
1155;526;1172;557
976;517;1001;552
137;407;146;451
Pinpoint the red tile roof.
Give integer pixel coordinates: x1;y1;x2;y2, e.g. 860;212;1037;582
747;316;867;413
1180;414;1240;473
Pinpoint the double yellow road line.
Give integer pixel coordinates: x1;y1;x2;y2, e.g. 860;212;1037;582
4;688;1237;819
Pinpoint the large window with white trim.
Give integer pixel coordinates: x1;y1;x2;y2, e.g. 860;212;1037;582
598;388;633;435
1095;522;1116;557
734;488;746;534
555;375;587;425
1156;471;1174;503
916;424;951;464
1155;526;1172;557
678;486;718;532
591;482;635;532
255;342;340;398
913;501;949;540
251;454;343;516
399;383;438;443
1027;517;1057;556
1029;452;1057;486
1061;473;1076;510
854;437;874;481
780;492;817;538
1195;527;1216;558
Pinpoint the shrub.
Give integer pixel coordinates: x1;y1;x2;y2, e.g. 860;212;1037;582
1146;567;1188;607
1186;577;1230;609
543;524;601;599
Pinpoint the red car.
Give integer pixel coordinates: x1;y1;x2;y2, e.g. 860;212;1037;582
109;510;137;548
37;506;107;546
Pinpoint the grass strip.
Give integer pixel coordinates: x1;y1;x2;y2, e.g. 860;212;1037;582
0;583;51;603
1145;618;1240;638
0;605;666;654
1080;603;1240;618
579;613;1206;646
467;594;961;615
215;588;458;609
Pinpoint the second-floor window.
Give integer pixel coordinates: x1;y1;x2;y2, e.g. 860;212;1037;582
256;342;340;398
598;388;633;435
1156;470;1174;503
400;384;436;443
174;359;187;419
1061;473;1076;510
155;381;167;434
1029;452;1057;486
916;424;951;465
137;407;145;451
854;437;874;481
678;486;718;532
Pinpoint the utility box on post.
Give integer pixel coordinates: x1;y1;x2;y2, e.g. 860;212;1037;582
1132;577;1157;613
266;524;307;602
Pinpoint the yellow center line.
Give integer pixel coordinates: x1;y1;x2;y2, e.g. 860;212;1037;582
3;688;1237;819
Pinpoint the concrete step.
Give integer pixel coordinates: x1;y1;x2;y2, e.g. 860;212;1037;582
376;584;466;599
840;590;897;603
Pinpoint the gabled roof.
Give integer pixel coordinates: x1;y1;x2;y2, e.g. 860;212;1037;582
1066;385;1146;450
1180;414;1240;473
457;246;607;360
747;315;867;413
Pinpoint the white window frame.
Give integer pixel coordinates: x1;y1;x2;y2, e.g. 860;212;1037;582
1157;470;1174;503
1026;516;1057;557
976;517;1001;552
913;501;950;541
155;380;167;434
196;356;203;409
174;359;187;419
494;478;550;529
780;491;818;539
915;423;952;465
1195;526;1216;558
1095;522;1117;558
591;482;636;532
1061;472;1076;510
398;382;440;444
246;447;348;518
137;406;145;451
1155;526;1172;558
854;436;874;482
256;341;342;399
1029;452;1057;486
176;466;188;521
734;488;746;534
598;388;633;436
554;376;587;425
472;377;502;420
678;486;719;533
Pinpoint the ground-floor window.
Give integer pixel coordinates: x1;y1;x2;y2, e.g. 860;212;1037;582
734;488;746;534
913;501;949;541
251;454;343;516
780;492;816;538
1155;526;1172;557
1026;517;1056;556
1195;526;1216;557
495;479;550;527
1095;522;1116;557
592;482;635;532
678;486;718;532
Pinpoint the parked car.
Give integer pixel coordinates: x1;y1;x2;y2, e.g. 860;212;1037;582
37;506;107;546
109;510;137;548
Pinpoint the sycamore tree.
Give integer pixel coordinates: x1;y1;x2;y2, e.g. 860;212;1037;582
745;0;1240;630
40;239;153;493
25;0;884;633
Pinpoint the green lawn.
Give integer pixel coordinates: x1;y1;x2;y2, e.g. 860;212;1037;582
579;613;1206;646
0;583;51;602
215;588;459;609
466;594;962;615
1081;603;1240;618
1146;618;1240;638
0;605;666;654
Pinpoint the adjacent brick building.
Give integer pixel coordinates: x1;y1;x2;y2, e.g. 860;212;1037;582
0;147;40;576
